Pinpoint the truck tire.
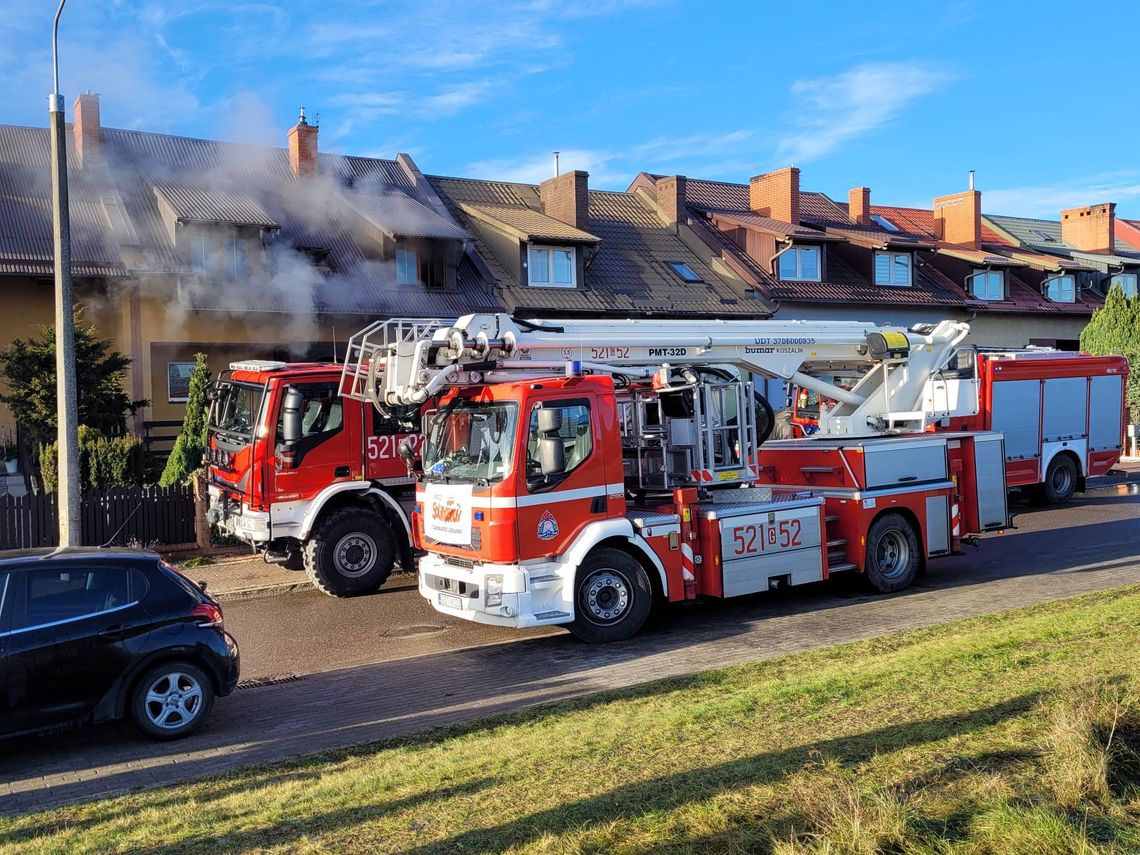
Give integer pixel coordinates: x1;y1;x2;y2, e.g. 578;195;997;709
864;513;920;594
568;548;653;644
1042;454;1078;504
303;508;395;597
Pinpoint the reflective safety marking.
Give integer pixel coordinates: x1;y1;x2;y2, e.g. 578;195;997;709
951;502;960;537
467;484;626;509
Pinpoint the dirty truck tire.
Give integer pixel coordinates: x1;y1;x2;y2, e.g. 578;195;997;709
864;512;920;594
130;660;215;741
303;508;395;597
568;548;653;644
1042;454;1078;505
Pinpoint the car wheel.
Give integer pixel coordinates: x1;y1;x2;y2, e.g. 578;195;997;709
130;661;215;740
1042;454;1078;504
864;513;920;594
303;508;395;597
568;548;653;644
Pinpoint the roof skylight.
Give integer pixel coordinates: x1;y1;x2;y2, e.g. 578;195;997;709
870;214;900;232
667;261;703;283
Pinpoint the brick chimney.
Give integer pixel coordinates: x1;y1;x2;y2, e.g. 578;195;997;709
540;169;589;231
849;186;871;225
1061;203;1116;252
749;167;800;224
933;189;982;248
287;107;319;179
72;93;100;167
656;175;687;227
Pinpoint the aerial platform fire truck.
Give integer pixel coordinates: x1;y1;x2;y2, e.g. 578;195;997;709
338;313;1052;642
788;351;1127;503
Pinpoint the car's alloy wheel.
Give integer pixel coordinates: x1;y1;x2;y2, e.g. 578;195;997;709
144;670;205;731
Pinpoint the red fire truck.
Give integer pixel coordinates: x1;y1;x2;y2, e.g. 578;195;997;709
205;359;421;596
788;350;1128;503
341;314;1019;641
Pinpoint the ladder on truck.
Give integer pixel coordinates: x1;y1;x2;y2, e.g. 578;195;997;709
339;318;443;411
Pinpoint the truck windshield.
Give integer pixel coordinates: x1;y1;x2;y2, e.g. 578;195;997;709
209;381;266;440
422;401;519;484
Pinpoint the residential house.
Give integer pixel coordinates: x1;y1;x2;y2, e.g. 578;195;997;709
629;167;1104;349
428;169;773;319
0;96;492;432
985;204;1140;305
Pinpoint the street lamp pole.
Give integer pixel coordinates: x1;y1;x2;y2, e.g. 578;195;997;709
49;0;81;546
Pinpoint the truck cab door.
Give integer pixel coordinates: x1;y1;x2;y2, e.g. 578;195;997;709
515;397;608;559
272;381;360;502
364;406;422;483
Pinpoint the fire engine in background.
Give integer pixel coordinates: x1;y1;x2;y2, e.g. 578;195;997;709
339;313;1075;642
787;350;1128;504
205;360;421;596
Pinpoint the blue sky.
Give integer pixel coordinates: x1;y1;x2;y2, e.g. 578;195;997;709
3;0;1138;218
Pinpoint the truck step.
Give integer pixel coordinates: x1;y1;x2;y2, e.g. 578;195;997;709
825;514;840;523
826;538;847;549
827;562;858;574
528;574;561;587
532;610;572;621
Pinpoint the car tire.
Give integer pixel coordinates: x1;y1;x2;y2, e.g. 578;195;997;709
568;548;653;644
130;661;215;741
864;513;920;594
303;507;395;597
1042;454;1078;504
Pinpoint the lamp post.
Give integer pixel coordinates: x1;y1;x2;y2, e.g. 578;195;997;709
49;0;81;546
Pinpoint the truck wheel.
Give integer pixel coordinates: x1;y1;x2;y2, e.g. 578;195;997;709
864;513;920;594
1042;455;1078;504
303;508;395;597
568;549;653;644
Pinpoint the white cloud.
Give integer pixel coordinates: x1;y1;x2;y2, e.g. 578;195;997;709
778;62;951;164
981;172;1140;218
465;148;622;186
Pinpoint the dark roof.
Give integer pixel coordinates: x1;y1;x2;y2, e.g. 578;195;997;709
0;121;491;318
986;213;1140;269
430;175;768;318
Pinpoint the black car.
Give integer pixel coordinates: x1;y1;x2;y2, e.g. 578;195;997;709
0;548;239;741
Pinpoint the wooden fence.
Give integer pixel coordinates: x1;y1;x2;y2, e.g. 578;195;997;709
0;485;196;550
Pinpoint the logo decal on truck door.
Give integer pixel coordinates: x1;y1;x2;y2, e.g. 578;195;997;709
537;510;559;540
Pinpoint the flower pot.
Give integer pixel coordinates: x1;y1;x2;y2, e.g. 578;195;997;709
4;459;17;474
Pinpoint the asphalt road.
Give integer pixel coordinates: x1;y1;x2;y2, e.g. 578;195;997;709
4;482;1137;812
227;481;1140;680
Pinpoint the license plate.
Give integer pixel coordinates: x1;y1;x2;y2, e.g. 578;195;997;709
438;593;463;611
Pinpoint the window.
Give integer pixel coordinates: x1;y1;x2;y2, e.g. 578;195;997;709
526;401;593;488
190;233;210;275
874;252;912;286
777;246;821;281
1032;228;1057;243
396;248;418;285
278;383;343;444
528;246;576;288
1110;273;1138;298
12;567;133;632
968;270;1005;301
870;214;900;232
167;362;196;403
222;233;248;279
667;261;702;283
1045;274;1076;303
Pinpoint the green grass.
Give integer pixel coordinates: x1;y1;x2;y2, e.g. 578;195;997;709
4;587;1140;854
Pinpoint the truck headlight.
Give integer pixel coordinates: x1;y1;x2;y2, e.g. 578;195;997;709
485;574;503;607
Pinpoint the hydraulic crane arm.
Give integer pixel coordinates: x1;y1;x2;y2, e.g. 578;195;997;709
342;314;974;437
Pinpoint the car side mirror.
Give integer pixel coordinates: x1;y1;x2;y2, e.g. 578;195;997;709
281;387;305;445
539;436;566;477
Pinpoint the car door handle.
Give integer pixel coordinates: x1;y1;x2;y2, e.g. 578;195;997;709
98;624;127;639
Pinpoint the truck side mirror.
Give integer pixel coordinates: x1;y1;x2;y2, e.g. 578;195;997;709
539;436;566;476
282;387;305;445
537;408;562;435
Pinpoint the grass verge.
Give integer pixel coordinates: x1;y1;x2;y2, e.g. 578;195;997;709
4;587;1140;854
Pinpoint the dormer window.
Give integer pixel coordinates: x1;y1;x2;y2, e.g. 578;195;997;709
1045;274;1076;303
528;245;576;288
968;270;1005;301
396;248;419;285
874;251;912;286
777;246;820;282
187;229;253;279
1110;272;1138;298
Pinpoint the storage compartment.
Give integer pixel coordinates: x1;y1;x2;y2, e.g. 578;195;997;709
1089;374;1124;453
990;379;1041;461
1042;377;1087;442
862;438;948;488
971;433;1008;530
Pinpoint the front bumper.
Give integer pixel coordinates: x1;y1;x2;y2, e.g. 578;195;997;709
207;486;271;544
418;553;575;628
